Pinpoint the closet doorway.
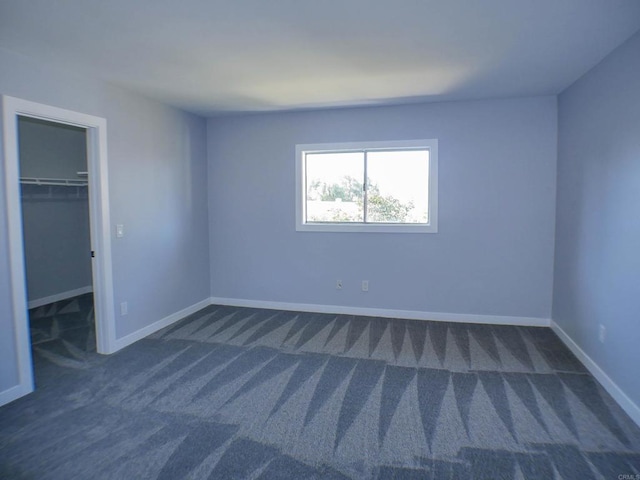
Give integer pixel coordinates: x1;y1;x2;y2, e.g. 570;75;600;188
19;117;97;369
2;96;115;403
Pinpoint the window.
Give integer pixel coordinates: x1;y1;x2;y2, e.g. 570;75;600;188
296;140;438;233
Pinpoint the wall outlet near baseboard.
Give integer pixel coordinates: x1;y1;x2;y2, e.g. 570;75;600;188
336;279;342;290
598;324;606;343
120;301;128;316
362;280;369;292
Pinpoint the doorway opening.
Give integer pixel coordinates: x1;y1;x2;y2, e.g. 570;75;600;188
19;117;97;368
1;96;116;405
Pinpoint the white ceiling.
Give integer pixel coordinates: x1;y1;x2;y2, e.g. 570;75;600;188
1;0;639;115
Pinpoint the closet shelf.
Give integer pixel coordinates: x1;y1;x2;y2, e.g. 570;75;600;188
20;177;88;187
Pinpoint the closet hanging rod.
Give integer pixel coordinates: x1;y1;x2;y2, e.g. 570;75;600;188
20;177;88;187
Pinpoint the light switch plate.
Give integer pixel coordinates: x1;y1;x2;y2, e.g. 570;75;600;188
116;224;124;238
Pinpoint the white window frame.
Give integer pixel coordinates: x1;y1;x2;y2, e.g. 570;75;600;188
295;139;438;233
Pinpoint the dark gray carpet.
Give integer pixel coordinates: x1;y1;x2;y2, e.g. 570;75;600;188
28;293;97;360
1;302;640;479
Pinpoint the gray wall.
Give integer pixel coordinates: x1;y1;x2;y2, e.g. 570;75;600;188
0;214;18;388
21;199;92;302
18;117;87;179
0;48;210;394
208;96;558;319
19;117;92;302
554;31;640;406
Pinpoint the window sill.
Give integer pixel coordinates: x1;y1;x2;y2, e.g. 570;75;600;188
296;222;438;233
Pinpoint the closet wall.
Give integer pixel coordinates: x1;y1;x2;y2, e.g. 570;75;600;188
19;117;92;306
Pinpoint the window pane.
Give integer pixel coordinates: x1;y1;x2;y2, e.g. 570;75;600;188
305;152;364;223
366;150;429;223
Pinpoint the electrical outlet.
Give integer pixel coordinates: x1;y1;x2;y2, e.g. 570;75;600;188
362;280;369;292
598;324;606;343
336;279;343;290
120;301;128;316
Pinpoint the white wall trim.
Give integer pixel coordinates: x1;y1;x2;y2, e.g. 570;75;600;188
0;383;33;408
27;285;93;310
209;297;550;327
113;298;211;352
551;320;640;427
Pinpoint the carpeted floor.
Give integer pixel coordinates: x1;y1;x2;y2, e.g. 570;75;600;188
28;292;97;361
1;300;639;479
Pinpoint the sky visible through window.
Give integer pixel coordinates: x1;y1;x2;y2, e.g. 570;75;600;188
305;149;429;223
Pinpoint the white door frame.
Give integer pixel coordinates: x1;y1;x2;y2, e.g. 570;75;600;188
1;95;116;401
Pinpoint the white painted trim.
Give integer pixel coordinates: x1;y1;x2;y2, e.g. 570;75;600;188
209;297;550;327
2;96;35;402
0;383;33;408
551;320;640;427
113;298;211;351
295;139;438;234
27;285;93;310
84;116;117;355
1;96;115;406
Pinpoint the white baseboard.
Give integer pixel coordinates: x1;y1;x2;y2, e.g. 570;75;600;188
113;298;211;351
28;285;93;309
0;383;33;408
551;320;640;427
209;297;550;327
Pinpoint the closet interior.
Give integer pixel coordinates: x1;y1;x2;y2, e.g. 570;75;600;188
18;116;96;369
